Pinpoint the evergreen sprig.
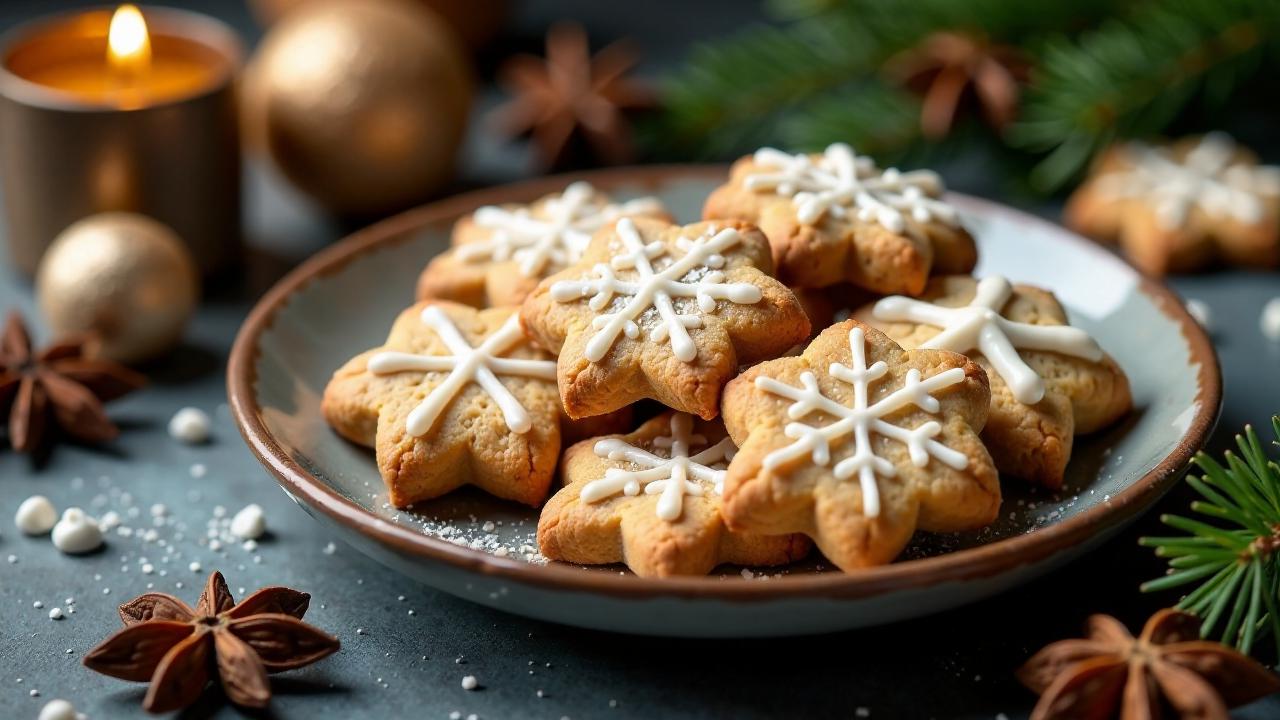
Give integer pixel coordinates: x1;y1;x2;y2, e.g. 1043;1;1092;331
1140;418;1280;658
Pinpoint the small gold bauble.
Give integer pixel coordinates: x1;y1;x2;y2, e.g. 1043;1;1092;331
36;213;200;364
243;0;474;217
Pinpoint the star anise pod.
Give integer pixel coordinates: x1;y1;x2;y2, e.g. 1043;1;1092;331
884;31;1028;140
491;22;654;169
0;312;145;455
1018;609;1280;720
84;571;340;713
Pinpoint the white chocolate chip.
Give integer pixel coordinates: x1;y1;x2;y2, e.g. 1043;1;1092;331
51;508;103;554
168;407;212;444
15;495;57;535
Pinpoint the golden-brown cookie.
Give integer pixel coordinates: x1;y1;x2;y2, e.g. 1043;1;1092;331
418;181;670;307
520;216;810;420
720;319;998;571
702;143;977;294
322;301;563;508
1064;133;1280;276
859;275;1131;488
538;411;810;577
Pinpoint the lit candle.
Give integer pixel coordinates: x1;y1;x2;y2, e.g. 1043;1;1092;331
0;5;243;275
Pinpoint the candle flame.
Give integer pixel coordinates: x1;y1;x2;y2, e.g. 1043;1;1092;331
107;5;151;73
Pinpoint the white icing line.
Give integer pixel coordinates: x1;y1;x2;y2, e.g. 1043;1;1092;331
369;309;556;436
755;326;967;518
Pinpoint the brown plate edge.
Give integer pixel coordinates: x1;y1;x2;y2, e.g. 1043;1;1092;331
226;164;1222;603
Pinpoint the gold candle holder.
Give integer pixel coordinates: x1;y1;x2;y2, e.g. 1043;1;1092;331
0;5;243;276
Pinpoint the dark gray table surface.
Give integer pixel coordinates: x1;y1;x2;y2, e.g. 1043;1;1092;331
2;2;1280;718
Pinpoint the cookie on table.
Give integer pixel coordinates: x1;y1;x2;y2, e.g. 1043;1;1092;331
322;301;566;508
720;319;998;571
859;275;1131;488
520;216;810;420
1065;133;1280;276
418;182;669;307
538;411;810;577
702;143;977;294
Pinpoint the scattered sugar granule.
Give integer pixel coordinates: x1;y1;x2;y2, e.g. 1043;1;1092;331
1261;298;1280;342
51;508;103;554
150;503;168;517
38;698;76;720
189;561;202;572
15;495;57;535
322;542;336;555
33;601;43;609
449;713;462;720
461;675;478;690
1184;298;1212;331
230;504;266;540
168;407;212;444
48;608;63;620
190;463;207;479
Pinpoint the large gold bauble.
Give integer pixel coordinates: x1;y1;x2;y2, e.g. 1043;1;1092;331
244;0;474;217
36;213;199;364
248;0;508;50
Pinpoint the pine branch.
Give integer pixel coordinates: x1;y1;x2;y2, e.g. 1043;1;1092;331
1141;418;1280;658
1012;0;1280;191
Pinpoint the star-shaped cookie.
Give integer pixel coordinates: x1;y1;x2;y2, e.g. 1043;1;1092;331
1064;133;1280;275
859;275;1131;488
538;411;810;577
520;217;810;420
720;319;998;571
418;182;669;307
322;301;563;507
702;143;977;294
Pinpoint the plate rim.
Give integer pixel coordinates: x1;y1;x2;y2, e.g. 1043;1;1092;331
227;165;1222;602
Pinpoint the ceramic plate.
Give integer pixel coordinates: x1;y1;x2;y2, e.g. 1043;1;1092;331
229;167;1220;638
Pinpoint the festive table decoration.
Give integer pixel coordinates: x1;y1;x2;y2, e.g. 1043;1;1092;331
491;23;652;169
36;212;199;364
0;4;242;275
83;571;339;712
1141;418;1280;655
0;312;144;455
883;31;1026;140
1018;609;1280;720
243;0;473;216
248;0;508;50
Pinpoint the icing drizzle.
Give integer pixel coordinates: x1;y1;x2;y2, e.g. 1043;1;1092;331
755;326;968;518
581;413;736;522
743;143;960;233
1093;133;1280;231
368;307;556;437
549;218;763;363
872;276;1103;405
456;182;665;277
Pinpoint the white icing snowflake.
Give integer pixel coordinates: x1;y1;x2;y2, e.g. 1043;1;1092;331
581;413;736;521
872;276;1103;405
455;182;664;277
368;307;556;437
744;143;961;233
1094;133;1280;231
550;218;764;363
755;326;969;518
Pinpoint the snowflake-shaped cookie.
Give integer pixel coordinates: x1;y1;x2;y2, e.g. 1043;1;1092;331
703;143;977;294
419;182;669;307
861;275;1131;488
720;319;998;571
521;217;809;420
538;412;809;577
322;301;564;508
1065;133;1280;275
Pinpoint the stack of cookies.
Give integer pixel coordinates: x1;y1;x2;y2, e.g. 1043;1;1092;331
323;145;1132;578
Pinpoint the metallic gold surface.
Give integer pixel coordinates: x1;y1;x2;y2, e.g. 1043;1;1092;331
0;7;243;276
248;0;507;50
36;212;199;364
244;0;473;217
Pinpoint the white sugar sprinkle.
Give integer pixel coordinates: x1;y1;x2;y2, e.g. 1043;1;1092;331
48;608;63;620
461;675;478;690
1261;298;1280;342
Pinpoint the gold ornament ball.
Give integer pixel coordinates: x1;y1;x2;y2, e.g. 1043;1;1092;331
244;0;474;217
36;213;200;364
247;0;508;50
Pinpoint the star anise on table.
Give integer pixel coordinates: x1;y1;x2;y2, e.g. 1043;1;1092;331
84;571;340;713
1018;609;1280;720
490;22;654;169
0;312;145;456
883;31;1028;140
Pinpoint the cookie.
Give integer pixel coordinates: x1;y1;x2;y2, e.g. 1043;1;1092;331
720;319;998;571
1065;133;1280;276
520;216;810;420
322;301;564;508
538;411;810;577
418;182;669;307
860;275;1131;488
702;143;977;294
